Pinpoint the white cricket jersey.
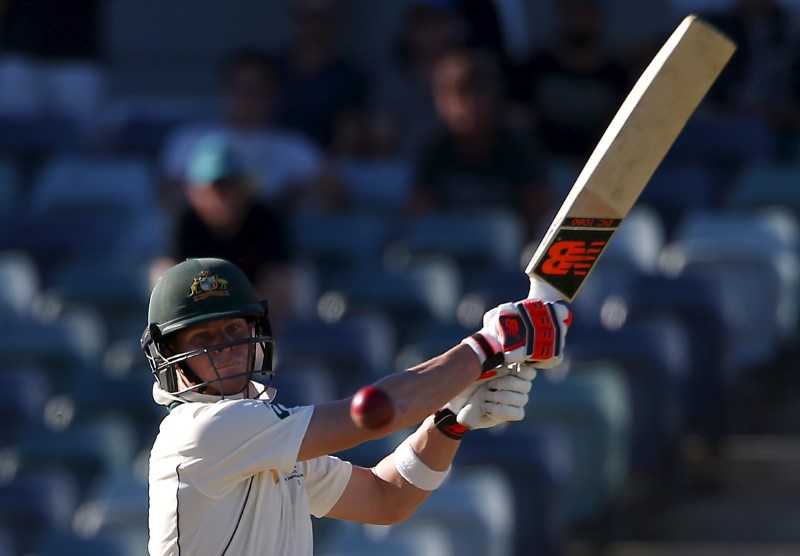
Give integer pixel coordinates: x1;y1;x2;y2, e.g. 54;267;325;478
148;383;352;556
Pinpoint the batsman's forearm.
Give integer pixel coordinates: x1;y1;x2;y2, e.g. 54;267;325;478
297;344;480;461
372;344;482;430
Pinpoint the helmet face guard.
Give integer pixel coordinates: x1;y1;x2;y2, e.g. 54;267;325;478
141;258;276;398
142;317;275;397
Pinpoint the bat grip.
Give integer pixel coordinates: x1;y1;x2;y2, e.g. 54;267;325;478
528;278;564;302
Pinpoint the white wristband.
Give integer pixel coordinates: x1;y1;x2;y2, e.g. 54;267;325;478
393;438;450;491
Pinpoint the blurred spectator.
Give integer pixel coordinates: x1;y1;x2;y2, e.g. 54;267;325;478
275;0;371;151
699;0;800;157
365;0;468;158
0;0;107;131
152;134;295;331
409;47;553;240
159;48;338;214
457;0;512;68
509;0;631;163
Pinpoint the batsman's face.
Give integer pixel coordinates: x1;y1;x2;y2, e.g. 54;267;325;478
173;317;253;395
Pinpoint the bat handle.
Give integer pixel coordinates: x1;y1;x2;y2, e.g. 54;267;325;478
527;278;565;303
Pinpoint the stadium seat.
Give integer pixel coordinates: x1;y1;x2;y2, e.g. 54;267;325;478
400;467;516;556
725;159;800;220
36;530;143;556
0;367;51;445
567;316;691;494
42;257;152;343
269;362;339;407
390;208;525;291
0;310;99;384
521;360;632;527
320;521;454;556
277;312;396;389
599;206;667;274
455;425;573;556
73;467;149;542
0;156;20;224
327;259;462;344
637;163;713;237
68;360;164;451
0;468;79;554
0;115;87;158
667;110;774;168
13;416;139;496
333;156;413;213
662;210;799;370
623;273;733;444
0;249;40;318
14;153;160;274
290;209;400;289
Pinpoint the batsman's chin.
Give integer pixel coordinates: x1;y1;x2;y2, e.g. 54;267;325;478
212;366;251;395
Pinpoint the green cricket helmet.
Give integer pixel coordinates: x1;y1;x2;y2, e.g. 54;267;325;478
141;258;274;396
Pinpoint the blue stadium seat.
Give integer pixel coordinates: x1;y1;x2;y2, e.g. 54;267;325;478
521;361;632;527
333;157;413;213
567;317;691;495
0;312;96;383
291;209;400;290
73;468;149;543
277;313;396;389
328;259;462;344
42;257;152;343
455;425;572;556
725;159;800;220
0;156;21;225
637;163;714;237
0;468;79;555
0;367;51;444
12;154;160;273
662;210;798;371
623;273;732;444
0;115;87;158
400;467;516;556
269;362;339;407
13;416;139;496
391;208;525;290
321;522;454;556
0;250;40;319
36;530;143;556
68;361;164;451
599;206;666;274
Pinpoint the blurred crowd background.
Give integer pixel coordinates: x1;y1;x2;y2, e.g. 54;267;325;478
0;0;799;554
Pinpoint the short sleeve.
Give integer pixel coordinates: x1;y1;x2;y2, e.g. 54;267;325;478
300;456;353;518
172;401;313;497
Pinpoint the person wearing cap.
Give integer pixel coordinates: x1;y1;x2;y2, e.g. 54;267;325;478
150;133;294;331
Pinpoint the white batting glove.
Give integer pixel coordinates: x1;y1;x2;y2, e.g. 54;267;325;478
461;299;572;372
434;364;537;439
457;364;536;429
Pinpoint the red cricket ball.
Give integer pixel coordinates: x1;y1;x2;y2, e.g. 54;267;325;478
350;385;394;429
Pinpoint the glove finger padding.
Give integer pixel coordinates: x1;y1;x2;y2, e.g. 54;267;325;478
456;372;535;430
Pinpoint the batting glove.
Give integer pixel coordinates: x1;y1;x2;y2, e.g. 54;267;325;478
461;299;572;372
434;364;537;439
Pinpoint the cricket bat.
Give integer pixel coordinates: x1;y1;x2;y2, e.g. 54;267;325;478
526;14;735;302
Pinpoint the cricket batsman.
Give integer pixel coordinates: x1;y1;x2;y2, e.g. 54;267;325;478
142;257;570;555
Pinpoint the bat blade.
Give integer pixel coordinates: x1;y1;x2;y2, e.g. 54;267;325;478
526;14;735;301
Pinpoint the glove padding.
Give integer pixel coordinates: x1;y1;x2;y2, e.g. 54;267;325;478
454;364;537;429
462;299;571;372
434;365;536;439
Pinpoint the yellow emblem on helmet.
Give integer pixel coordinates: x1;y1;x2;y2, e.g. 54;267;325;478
189;270;230;301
